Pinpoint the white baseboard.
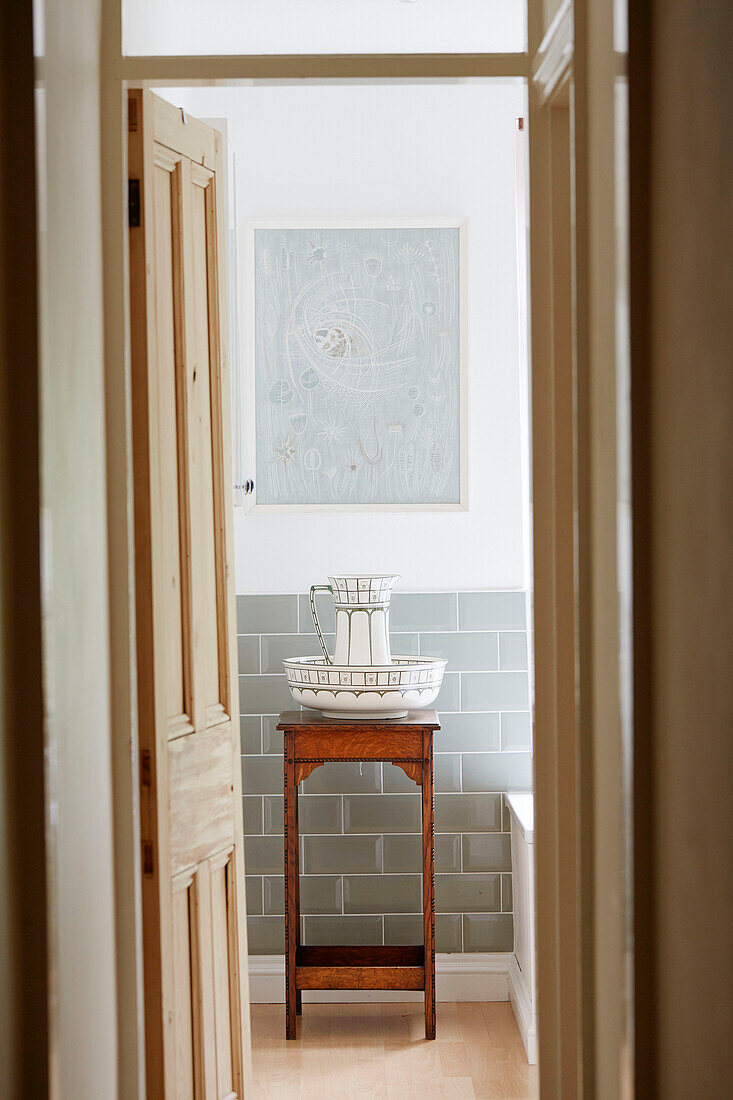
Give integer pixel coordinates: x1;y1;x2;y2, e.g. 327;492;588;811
508;954;537;1064
248;952;512;1004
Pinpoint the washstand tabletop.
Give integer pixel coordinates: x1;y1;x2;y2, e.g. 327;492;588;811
277;709;440;731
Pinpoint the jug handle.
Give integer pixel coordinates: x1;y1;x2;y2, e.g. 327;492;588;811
309;585;333;665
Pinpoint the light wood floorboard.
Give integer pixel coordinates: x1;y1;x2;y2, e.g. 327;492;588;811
250;1002;538;1099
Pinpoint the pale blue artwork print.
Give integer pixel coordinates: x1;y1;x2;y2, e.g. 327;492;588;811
252;225;463;507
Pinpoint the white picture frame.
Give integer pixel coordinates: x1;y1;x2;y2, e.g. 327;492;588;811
244;218;468;513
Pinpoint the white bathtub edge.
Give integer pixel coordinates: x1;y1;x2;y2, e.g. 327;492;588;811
505;790;535;843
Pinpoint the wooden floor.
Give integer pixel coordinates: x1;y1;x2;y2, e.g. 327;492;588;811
251;1001;538;1099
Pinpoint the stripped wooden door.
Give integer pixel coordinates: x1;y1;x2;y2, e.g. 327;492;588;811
128;89;251;1098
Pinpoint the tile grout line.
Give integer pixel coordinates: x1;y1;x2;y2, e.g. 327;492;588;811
238;668;528;677
246;865;510;878
242;622;527;632
242;709;530;716
238;628;529;639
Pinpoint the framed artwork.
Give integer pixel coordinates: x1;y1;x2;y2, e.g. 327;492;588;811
246;220;467;511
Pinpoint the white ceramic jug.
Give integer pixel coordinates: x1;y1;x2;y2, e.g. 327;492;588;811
310;574;399;666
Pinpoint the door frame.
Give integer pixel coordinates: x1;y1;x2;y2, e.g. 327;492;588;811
0;3;48;1093
528;2;625;1100
527;9;581;1090
529;2;629;1096
96;3;628;1096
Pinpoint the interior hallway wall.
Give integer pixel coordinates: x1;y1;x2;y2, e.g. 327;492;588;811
1;3;47;1094
29;0;120;1095
630;0;733;1093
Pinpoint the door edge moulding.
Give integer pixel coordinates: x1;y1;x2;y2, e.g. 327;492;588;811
532;0;573;105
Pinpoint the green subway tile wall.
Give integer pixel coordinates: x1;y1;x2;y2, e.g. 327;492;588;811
237;590;532;954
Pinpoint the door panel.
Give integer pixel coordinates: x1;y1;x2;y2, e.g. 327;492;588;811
172;877;196;1096
168;728;236;876
187;164;227;725
152;154;191;731
129;89;251;1099
211;854;235;1096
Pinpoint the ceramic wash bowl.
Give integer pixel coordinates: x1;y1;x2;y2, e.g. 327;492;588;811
282;655;447;720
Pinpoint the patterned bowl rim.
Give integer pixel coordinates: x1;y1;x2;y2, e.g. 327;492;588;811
282;654;446;673
328;574;400;581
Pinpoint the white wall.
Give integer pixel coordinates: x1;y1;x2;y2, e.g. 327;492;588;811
125;0;525;56
162;81;527;593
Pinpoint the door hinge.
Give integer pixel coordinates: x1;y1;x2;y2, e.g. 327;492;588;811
142;840;154;876
140;747;152;787
128;179;141;228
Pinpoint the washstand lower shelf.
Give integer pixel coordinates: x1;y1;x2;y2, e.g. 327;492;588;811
295;945;426;991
